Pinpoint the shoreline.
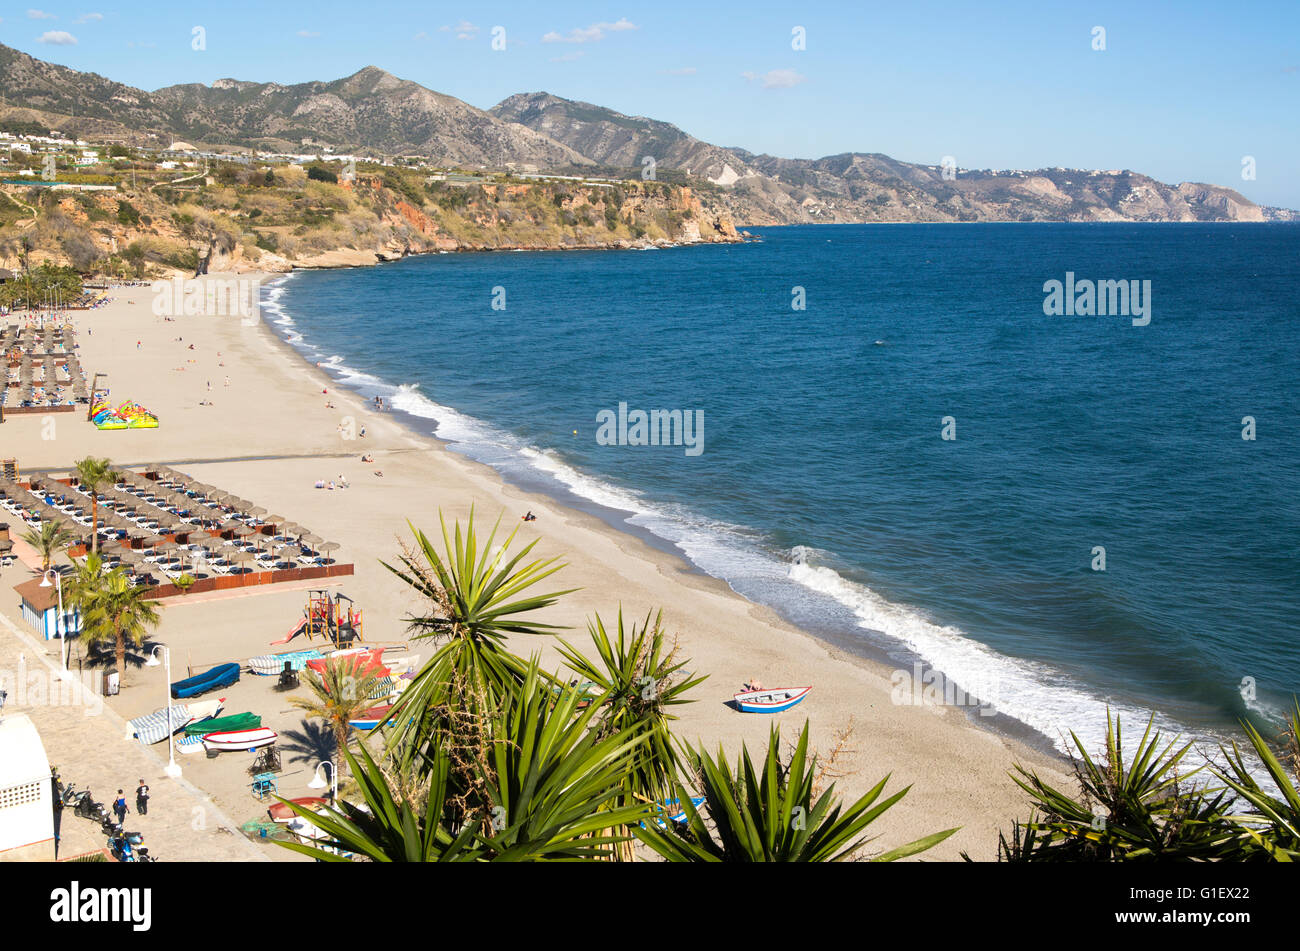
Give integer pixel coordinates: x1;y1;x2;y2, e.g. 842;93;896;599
260;270;1071;766
201;219;1300;278
1;272;1077;861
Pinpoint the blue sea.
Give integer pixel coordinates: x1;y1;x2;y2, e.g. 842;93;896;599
264;223;1300;760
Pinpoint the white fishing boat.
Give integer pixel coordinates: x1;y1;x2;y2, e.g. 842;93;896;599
201;727;278;752
732;685;811;713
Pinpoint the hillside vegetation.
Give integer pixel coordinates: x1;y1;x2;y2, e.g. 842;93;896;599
0;160;739;278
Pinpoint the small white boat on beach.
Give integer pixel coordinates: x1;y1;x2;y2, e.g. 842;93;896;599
201;727;278;752
732;686;811;714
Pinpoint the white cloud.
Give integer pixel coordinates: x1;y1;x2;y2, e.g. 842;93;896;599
28;9;56;19
37;30;77;44
550;51;584;63
661;67;697;76
297;30;320;38
742;68;807;89
74;12;103;23
414;31;428;40
126;39;157;49
442;19;478;40
543;18;637;44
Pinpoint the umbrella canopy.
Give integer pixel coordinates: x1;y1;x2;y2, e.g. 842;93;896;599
319;541;340;552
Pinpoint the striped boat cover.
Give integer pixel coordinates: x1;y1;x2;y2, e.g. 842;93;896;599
248;649;323;675
367;676;394;700
128;704;190;745
175;734;206;754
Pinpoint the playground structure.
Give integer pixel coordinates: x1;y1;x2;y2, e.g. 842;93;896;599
272;589;363;649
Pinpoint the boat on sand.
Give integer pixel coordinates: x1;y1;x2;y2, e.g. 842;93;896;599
732;685;811;713
201;726;278;752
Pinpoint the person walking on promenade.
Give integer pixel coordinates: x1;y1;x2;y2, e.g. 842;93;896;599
113;789;128;824
136;780;150;817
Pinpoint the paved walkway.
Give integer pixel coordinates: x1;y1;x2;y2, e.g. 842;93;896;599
0;560;269;862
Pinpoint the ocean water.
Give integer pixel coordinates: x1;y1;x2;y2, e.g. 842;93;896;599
264;223;1300;761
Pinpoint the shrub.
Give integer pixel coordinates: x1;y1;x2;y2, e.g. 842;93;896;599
307;165;339;184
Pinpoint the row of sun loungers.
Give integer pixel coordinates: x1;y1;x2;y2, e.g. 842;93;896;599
1;322;90;408
0;465;342;586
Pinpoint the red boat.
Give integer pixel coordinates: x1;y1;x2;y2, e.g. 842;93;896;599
268;796;330;822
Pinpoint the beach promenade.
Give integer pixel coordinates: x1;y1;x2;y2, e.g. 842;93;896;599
0;567;269;862
0;276;1075;861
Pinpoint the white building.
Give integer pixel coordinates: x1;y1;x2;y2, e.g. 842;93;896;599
0;714;55;861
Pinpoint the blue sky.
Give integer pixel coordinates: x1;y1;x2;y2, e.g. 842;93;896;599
4;1;1298;208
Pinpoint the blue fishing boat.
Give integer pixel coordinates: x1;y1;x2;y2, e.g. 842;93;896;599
732;685;811;714
171;662;241;699
641;797;707;829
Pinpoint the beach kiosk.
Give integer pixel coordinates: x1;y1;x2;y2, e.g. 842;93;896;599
13;577;81;641
0;713;56;861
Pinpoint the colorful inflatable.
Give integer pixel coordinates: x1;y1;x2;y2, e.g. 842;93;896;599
91;399;159;430
118;400;159;429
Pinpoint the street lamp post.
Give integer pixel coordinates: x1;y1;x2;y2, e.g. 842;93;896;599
145;646;182;779
308;760;337;802
38;569;68;674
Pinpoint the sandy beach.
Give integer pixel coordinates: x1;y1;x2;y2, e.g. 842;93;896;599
0;273;1076;861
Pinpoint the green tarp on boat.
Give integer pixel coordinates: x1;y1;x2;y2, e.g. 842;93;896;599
182;712;262;736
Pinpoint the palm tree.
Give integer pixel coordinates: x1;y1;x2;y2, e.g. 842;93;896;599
636;722;958;862
557;609;706;859
380;509;575;762
73;457;114;554
1214;699;1300;860
289;657;384;786
274;664;651;862
75;566;161;677
21;521;76;573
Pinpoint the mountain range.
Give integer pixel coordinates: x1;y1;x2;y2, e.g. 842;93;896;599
1;42;1289;225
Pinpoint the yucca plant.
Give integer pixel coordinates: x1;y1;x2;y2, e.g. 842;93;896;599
275;664;652;862
557;608;707;859
1213;699;1300;861
1007;711;1236;861
380;510;574;761
636;721;958;862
